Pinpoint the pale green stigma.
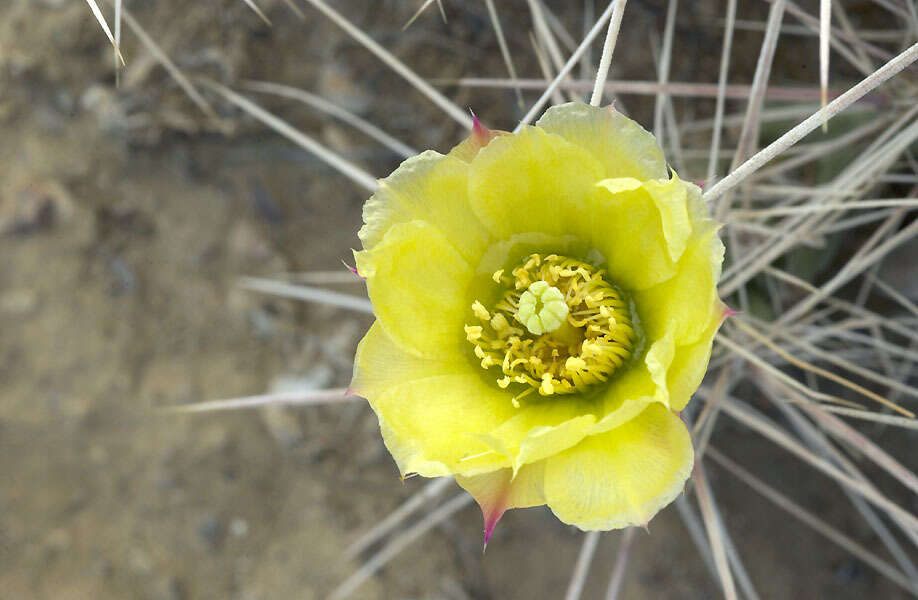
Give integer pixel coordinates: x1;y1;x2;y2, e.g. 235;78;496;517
517;281;569;335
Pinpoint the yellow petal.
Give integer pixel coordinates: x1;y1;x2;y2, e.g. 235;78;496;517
355;220;473;358
543;403;693;530
369;370;518;478
350;321;469;397
590;363;658;432
641;176;693;263
667;304;727;411
587;339;677;435
468;126;606;240
590;179;679;291
359;151;491;263
476;399;598;475
633;223;725;346
455;461;545;544
536;102;668;181
645;330;676;408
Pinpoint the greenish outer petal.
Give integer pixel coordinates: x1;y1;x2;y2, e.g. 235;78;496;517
590;178;678;291
355;219;474;359
633;222;725;346
352;323;515;477
467;126;607;240
359;150;492;264
536;102;669;181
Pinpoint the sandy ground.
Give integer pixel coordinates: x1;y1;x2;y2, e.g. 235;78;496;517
1;1;915;598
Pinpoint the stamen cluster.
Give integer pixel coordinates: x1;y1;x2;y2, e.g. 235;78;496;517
465;253;636;406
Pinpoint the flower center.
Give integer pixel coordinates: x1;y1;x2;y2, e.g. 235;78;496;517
465;253;636;406
517;281;569;335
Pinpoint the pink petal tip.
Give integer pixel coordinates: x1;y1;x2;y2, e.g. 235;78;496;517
476;497;508;552
341;259;365;280
471;111;490;140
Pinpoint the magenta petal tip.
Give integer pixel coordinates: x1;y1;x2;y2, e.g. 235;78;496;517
471;111;490;139
341;259;365;280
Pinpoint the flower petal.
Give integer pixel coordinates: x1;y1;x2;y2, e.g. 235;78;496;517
468;126;606;240
355;220;474;358
536;102;668;181
359;151;491;263
633;223;725;346
543;403;693;530
590;179;680;291
350;321;470;397
475;399;598;475
369;371;519;478
642;176;693;263
455;461;546;545
667;303;727;411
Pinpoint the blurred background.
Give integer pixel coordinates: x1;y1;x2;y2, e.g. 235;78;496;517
2;1;916;598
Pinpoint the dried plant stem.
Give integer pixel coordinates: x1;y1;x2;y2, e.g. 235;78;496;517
302;0;473;129
119;7;218;122
720;398;918;534
703;41;918;204
708;448;918;596
113;0;122;81
84;0;125;64
449;78;831;101
707;0;737;183
484;0;525;108
527;0;578;102
518;0;620;127
201;81;379;192
238;277;374;313
162;388;355;413
240;0;271;25
565;531;601;600
653;0;678;140
605;528;636;600
730;317;915;416
819;0;831;125
590;0;627;106
345;478;453;560
805;404;918;496
242;80;417;158
329;494;473;600
694;463;737;600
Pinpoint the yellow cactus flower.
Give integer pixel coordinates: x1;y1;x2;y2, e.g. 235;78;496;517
351;102;726;541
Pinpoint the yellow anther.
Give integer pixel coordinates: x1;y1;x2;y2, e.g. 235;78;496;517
492;269;504;283
472;301;491;321
490;313;510;332
540;373;555;395
565;356;587;371
464;325;483;342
